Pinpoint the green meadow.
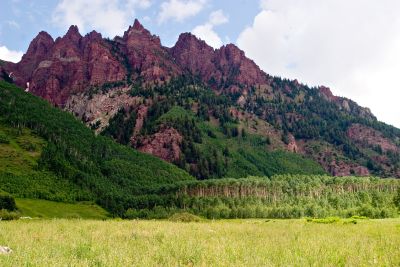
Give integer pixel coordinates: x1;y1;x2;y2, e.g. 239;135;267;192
0;218;399;266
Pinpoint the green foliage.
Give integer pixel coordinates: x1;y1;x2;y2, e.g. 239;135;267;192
0;172;91;202
101;107;137;145
124;175;400;219
1;79;398;219
306;217;341;224
124;207;175;220
0;81;193;216
168;212;203;222
395;188;400;210
129;77;326;179
15;198;110;219
245;76;400;177
0;209;20;220
350;215;369;220
0;193;16;211
0;130;10;143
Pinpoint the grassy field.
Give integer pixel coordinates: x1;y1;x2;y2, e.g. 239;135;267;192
15;199;110;219
0;219;399;266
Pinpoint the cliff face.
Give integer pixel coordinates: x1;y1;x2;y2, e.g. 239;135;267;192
5;26;126;106
1;19;399;178
118;20;182;84
171;33;268;93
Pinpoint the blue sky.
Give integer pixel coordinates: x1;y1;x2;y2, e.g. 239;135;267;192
1;0;400;128
0;0;259;50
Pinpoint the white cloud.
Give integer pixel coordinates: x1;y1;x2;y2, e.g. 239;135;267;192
209;10;228;26
192;9;228;48
52;0;151;37
158;0;206;24
237;0;400;128
192;24;222;48
6;20;20;29
0;46;23;63
127;0;152;10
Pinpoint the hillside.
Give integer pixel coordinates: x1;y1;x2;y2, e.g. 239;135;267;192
1;19;400;179
0;81;399;219
0;81;193;215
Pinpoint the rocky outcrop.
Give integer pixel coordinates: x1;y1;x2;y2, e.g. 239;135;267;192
118;19;181;84
2;21;269;108
298;140;371;177
347;123;398;153
0;246;12;254
318;86;375;120
3;26;126;106
171;33;268;93
319;86;338;102
287;134;298;153
65;86;139;133
328;161;370;177
134;105;148;134
134;127;183;163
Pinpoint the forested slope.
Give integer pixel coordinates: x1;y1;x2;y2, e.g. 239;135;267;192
0;81;193;215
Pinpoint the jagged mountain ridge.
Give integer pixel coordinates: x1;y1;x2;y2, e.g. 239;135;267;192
1;19;268;106
1;19;399;178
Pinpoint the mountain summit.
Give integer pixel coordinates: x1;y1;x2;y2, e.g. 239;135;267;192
1;20;399;178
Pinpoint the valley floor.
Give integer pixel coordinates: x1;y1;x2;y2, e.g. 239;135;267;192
0;219;399;266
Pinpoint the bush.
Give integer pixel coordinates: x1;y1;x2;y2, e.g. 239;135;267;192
0;193;17;211
343;219;357;224
306;217;341;224
169;212;203;222
0;131;10;144
0;209;20;220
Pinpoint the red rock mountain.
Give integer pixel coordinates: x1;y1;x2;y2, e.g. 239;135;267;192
170;33;268;92
2;20;270;106
4;26;127;106
1;19;399;178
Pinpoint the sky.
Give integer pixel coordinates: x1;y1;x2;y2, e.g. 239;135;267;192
1;0;400;128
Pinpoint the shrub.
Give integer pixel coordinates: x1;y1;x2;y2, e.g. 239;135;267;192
0;193;17;211
124;208;141;219
306;217;341;224
343;219;357;224
0;131;10;144
0;209;20;220
169;212;203;222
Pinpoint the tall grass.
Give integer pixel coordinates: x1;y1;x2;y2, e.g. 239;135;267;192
0;219;399;266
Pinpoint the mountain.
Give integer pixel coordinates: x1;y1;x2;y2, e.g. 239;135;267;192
1;19;400;179
0;81;193;216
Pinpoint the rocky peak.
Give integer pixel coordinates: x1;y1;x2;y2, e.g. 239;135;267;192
318;86;375;120
64;25;82;44
120;19;179;83
217;44;246;64
172;33;267;89
319;86;338;102
85;30;102;42
133;18;145;31
214;43;267;88
123;19;161;46
174;33;214;52
171;33;215;76
12;31;55;85
21;31;54;63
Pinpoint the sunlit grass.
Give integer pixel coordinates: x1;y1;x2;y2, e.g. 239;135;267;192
15;199;110;219
0;218;399;266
